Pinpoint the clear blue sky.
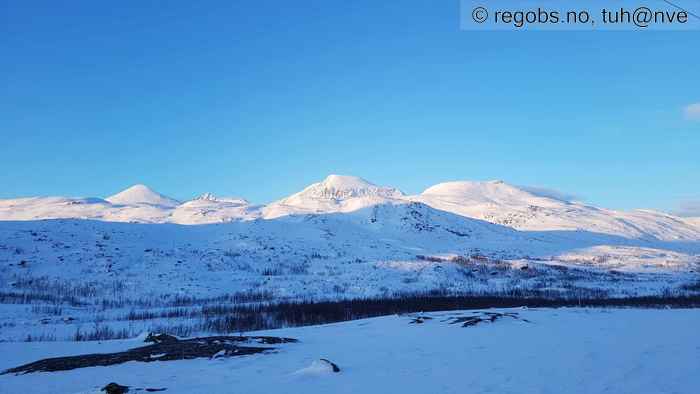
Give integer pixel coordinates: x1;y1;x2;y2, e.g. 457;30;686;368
1;1;698;214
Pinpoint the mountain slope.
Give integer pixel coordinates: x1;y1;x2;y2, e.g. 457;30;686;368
685;217;700;227
0;197;112;221
171;194;260;224
414;180;700;242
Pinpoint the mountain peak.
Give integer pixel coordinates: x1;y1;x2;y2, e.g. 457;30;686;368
309;174;403;200
262;175;404;218
106;184;180;207
320;174;376;190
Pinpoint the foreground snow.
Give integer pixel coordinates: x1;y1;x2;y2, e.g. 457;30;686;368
1;307;698;394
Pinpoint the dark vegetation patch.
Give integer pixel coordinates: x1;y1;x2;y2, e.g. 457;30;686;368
17;288;700;341
151;291;700;337
2;335;298;375
444;311;528;327
680;280;700;292
1;276;276;308
5;270;700;341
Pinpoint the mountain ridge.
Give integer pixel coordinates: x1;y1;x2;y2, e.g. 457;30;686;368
0;176;698;245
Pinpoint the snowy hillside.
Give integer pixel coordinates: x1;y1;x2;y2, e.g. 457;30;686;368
414;180;700;242
685;217;700;227
170;194;260;224
0;203;555;305
0;196;172;223
0;203;696;330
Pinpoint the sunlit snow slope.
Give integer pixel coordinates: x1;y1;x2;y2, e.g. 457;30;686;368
414;180;700;242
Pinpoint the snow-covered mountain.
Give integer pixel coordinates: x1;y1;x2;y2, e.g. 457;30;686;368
0;187;256;224
0;196;170;223
413;180;700;242
0;197;107;221
0;176;698;247
170;194;260;224
106;184;180;207
263;175;404;219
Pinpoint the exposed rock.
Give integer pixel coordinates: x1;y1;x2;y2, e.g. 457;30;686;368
144;333;178;344
319;358;341;373
408;316;433;324
102;382;129;394
444;311;529;327
2;335;298;374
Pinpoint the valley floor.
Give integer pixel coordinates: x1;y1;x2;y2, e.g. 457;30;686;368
1;307;698;394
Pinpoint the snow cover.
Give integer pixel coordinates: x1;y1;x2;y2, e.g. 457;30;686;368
1;308;698;394
263;175;404;219
105;184;180;207
415;180;700;242
0;175;698;307
685;217;700;227
0;177;698;393
170;194;259;224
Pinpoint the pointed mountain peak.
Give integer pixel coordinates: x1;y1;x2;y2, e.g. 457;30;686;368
106;184;180;207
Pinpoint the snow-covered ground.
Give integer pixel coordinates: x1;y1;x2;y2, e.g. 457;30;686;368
1;307;698;394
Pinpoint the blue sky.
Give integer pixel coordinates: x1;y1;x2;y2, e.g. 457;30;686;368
1;1;698;214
